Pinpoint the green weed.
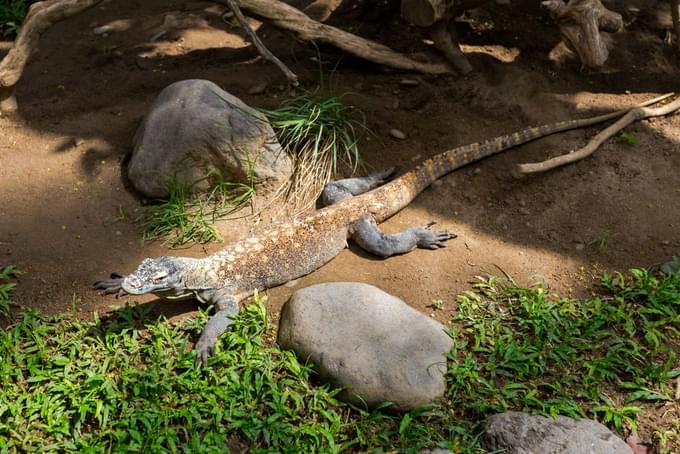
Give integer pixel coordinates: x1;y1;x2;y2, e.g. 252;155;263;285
448;268;680;439
140;166;255;247
0;265;17;316
263;92;365;207
0;0;27;38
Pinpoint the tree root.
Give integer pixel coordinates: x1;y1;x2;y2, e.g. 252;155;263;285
672;0;680;53
0;0;105;112
514;93;678;175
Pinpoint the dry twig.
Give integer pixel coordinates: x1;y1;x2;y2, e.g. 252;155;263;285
224;0;298;86
515;93;678;175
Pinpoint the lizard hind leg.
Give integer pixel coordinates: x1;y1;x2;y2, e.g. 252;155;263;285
349;214;456;258
321;167;399;206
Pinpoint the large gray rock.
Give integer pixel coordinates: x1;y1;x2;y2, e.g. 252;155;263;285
278;282;452;411
484;411;633;454
128;79;292;198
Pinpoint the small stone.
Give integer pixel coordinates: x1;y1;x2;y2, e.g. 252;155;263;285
400;78;419;86
390;128;407;140
112;50;124;58
518;207;530;216
575;243;585;251
627;7;640;15
661;240;671;245
518;199;526;207
410;153;423;162
115;230;122;236
392;99;400;110
247;82;268;95
93;25;113;35
473;168;481;175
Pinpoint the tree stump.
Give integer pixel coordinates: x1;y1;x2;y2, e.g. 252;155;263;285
542;0;622;67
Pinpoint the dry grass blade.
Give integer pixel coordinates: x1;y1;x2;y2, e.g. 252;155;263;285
263;93;364;210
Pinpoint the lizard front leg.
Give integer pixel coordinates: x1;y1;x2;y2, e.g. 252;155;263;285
195;290;240;367
349;214;456;258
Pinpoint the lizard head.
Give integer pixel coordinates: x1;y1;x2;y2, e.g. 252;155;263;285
121;256;183;295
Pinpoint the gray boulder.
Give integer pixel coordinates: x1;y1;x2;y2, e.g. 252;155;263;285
278;282;452;411
484;411;633;454
128;79;292;198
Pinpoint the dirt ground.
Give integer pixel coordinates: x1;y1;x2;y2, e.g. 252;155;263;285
0;0;679;446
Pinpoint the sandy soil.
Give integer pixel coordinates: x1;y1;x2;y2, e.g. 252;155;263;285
0;0;679;446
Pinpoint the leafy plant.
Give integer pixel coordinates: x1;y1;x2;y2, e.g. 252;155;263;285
0;265;17;315
140;166;255;247
0;0;27;38
447;269;680;440
619;132;639;145
263;92;365;208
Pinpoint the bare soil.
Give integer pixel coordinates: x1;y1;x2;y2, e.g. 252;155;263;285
1;0;679;447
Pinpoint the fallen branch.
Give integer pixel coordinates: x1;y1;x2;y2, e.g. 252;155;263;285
515;93;679;175
0;0;105;112
213;0;451;75
224;0;298;86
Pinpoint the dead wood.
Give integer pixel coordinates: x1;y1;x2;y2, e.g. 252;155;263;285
542;0;622;67
515;93;678;175
214;0;451;75
430;19;472;74
224;0;299;85
0;0;105;112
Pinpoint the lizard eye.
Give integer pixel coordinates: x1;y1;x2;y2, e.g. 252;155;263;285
151;271;168;281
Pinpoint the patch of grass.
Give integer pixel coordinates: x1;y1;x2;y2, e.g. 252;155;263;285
263;92;365;208
0;265;18;316
1;267;678;451
0;0;27;38
448;268;680;436
140;167;255;247
0;293;482;453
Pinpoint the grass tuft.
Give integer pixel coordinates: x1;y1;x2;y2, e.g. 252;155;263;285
0;0;27;38
0;265;18;316
263;92;365;208
140;167;255;247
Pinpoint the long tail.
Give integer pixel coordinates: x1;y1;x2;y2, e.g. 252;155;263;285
371;93;673;221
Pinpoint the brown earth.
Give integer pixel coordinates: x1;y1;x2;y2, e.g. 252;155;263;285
1;0;679;448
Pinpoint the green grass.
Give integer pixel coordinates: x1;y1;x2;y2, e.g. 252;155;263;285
140;168;255;247
263;92;364;208
0;0;27;38
0;265;17;316
1;267;678;452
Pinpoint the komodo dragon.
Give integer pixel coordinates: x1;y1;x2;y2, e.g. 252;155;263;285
95;104;635;365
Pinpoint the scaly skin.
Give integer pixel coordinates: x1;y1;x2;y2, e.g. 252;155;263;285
95;105;631;365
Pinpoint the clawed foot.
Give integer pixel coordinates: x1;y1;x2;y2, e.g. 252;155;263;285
93;273;126;297
416;222;456;249
194;336;217;367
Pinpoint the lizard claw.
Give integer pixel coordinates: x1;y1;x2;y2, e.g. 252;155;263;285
416;226;456;249
194;337;217;367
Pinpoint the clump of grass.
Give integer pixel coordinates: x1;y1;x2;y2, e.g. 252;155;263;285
263;92;365;208
0;265;17;316
0;0;27;38
448;268;680;441
141;167;255;247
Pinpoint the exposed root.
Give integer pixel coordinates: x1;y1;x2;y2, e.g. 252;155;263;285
515;94;678;175
0;0;105;111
